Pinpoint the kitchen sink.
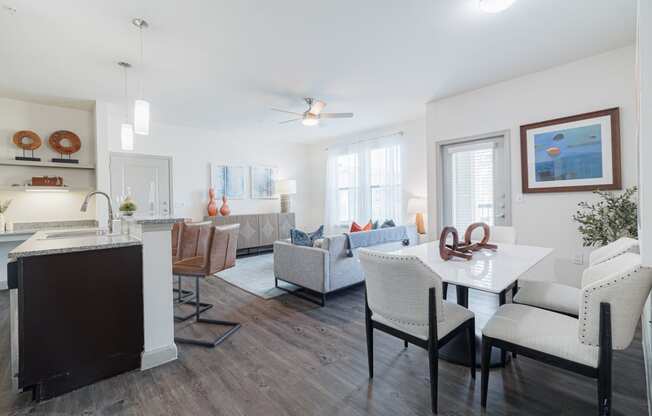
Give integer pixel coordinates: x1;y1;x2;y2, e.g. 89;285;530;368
41;230;117;239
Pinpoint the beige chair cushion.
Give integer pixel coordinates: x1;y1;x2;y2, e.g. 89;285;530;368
482;304;599;368
373;302;474;341
513;281;580;316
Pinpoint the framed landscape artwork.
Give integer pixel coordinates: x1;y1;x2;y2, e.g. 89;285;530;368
520;107;621;193
211;164;247;199
251;166;277;199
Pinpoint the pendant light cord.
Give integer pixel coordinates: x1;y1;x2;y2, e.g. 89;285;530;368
123;65;129;121
139;25;145;98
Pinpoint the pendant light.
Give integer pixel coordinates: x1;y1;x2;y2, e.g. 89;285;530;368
118;62;134;151
133;18;150;135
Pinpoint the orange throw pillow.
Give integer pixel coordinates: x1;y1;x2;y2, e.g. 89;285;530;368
362;221;373;231
350;221;363;233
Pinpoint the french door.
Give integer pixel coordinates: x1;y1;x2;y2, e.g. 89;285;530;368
109;153;173;217
441;135;510;231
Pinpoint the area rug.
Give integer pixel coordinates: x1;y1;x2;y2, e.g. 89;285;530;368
214;253;298;299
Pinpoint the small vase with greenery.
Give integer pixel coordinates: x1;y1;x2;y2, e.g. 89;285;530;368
572;187;638;247
119;196;138;216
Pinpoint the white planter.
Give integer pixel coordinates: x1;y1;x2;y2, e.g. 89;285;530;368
0;213;5;233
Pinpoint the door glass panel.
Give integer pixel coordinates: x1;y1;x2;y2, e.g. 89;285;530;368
442;136;508;231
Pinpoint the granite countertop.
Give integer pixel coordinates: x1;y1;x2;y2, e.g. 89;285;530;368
123;215;185;225
9;229;142;259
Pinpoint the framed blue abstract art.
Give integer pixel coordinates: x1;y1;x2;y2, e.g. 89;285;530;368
520;108;621;193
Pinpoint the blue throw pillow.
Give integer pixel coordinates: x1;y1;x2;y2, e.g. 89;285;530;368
290;225;324;247
371;220;379;230
381;219;396;228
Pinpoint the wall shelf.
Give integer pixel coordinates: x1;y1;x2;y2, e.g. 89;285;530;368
0;159;95;170
0;186;93;193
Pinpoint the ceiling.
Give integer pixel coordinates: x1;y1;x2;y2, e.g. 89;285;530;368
0;0;636;143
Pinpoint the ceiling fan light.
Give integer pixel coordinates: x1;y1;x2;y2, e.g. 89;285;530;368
302;117;319;127
134;99;150;135
121;123;134;151
478;0;516;13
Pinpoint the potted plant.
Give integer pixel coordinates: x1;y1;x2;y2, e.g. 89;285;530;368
119;196;138;217
0;199;11;232
572;187;638;247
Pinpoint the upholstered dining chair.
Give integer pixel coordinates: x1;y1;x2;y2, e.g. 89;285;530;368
443;225;517;301
174;222;241;347
481;252;652;415
359;249;475;414
513;237;639;317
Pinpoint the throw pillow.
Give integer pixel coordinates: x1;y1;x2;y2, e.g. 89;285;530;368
290;225;324;247
350;221;363;233
381;219;396;228
290;228;312;247
371;220;379;230
362;221;373;231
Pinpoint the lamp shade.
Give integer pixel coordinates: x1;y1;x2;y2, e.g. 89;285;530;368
275;179;297;195
121;123;134;151
407;197;426;214
134;99;150;135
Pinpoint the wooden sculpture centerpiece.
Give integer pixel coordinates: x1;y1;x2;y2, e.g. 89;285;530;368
12;130;42;161
49;130;81;164
438;222;498;261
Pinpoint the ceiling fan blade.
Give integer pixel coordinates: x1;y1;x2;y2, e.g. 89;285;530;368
319;112;354;119
271;108;303;116
279;118;302;124
309;100;326;115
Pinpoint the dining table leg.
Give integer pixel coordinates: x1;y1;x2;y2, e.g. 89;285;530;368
438;285;505;368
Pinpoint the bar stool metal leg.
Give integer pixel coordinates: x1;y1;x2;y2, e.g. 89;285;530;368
174;275;241;348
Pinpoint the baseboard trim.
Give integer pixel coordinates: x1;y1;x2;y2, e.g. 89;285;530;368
141;343;178;371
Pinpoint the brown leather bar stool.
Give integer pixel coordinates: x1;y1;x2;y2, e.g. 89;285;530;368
174;223;241;347
171;221;194;303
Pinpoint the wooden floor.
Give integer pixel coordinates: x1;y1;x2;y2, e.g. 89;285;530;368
0;277;648;416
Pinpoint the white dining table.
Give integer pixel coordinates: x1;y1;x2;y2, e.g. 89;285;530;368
387;241;554;366
390;241;553;297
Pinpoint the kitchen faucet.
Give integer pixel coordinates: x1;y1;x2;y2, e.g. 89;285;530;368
80;191;114;234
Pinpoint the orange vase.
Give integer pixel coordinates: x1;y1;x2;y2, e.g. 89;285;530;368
219;195;231;216
207;188;218;217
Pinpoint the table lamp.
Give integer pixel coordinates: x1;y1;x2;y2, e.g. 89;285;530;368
407;197;427;234
275;179;297;213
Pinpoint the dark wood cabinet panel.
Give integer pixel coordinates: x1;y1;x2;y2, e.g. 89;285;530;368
17;246;143;400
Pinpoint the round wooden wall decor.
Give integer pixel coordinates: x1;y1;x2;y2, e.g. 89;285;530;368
49;130;81;155
12;130;42;150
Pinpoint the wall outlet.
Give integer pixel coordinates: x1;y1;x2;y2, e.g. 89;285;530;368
573;253;584;265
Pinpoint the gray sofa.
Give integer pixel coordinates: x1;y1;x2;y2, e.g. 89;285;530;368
273;225;418;306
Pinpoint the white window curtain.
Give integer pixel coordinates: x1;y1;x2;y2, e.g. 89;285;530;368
324;135;402;231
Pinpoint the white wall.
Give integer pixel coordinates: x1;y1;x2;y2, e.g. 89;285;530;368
638;0;652;268
426;46;637;285
305;117;427;230
100;104;312;226
0;97;96;224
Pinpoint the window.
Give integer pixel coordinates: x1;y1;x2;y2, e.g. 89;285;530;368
336;153;358;224
369;145;401;222
325;140;402;230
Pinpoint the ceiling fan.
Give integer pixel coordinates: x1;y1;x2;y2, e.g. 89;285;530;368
271;98;353;126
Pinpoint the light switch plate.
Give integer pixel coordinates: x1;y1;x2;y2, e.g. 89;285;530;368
573;253;584;265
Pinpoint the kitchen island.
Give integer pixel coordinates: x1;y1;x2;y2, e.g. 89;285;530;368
7;216;183;400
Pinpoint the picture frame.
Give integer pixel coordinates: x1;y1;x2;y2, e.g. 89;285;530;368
211;164;247;199
520;107;621;193
250;166;277;199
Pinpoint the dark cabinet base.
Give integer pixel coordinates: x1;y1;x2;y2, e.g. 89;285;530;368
16;246;144;401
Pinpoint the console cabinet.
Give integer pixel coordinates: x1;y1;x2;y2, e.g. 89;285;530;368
205;213;295;255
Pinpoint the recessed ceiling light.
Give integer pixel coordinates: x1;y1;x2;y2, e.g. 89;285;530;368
478;0;516;13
